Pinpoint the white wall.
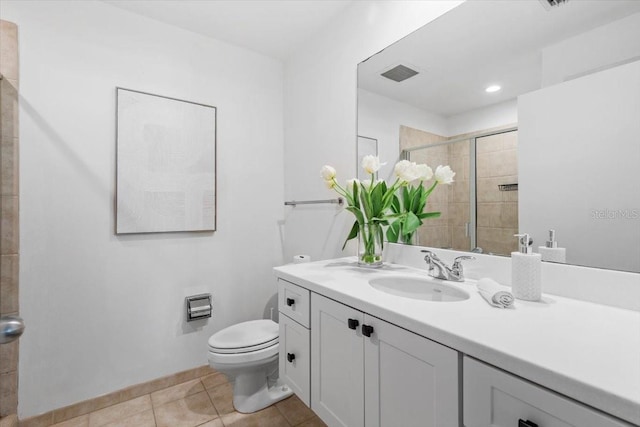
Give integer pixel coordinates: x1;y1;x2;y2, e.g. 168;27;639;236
519;60;640;273
541;12;640;87
446;99;517;136
357;88;448;180
283;0;464;262
1;0;284;418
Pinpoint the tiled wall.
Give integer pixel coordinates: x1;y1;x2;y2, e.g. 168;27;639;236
399;126;451;248
476;131;518;255
400;125;470;250
0;19;20;425
399;125;518;254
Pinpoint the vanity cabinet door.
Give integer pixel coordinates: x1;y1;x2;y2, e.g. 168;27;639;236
311;293;365;427
463;356;632;427
363;314;460;427
279;313;310;406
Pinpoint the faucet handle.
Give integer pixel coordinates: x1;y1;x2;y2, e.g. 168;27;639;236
450;256;475;281
452;255;475;271
421;250;439;261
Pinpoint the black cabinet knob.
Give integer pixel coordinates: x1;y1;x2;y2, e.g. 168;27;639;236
362;324;374;337
518;420;538;427
287;353;295;363
348;318;359;330
286;298;295;307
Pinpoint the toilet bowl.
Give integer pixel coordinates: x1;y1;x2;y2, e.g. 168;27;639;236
208;319;293;413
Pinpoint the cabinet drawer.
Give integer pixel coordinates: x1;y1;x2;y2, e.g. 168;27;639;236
278;279;310;328
279;313;310;406
463;356;631;427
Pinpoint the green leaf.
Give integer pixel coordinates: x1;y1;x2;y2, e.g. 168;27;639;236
378;223;385;250
390;194;401;214
386;221;400;243
417;211;441;220
371;182;383;217
342;221;359;250
402;186;411;211
409;185;423;213
360;183;374;220
402;211;422;235
352;182;360;209
346;206;365;225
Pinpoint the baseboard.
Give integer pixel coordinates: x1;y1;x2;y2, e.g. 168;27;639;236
19;365;215;427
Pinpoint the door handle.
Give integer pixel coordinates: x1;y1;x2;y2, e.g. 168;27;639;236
0;315;25;344
287;353;295;363
347;318;359;330
286;298;295;307
362;324;374;337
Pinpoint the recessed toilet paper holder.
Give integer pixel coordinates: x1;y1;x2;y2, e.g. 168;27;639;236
186;293;212;322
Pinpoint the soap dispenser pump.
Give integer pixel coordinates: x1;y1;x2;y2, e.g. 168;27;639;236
538;229;566;263
511;233;542;301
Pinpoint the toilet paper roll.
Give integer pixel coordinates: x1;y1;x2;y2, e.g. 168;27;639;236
293;254;311;264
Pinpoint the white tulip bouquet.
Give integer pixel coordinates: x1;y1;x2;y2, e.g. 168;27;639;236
321;155;455;266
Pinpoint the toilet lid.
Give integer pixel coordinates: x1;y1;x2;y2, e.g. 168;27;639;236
208;319;278;352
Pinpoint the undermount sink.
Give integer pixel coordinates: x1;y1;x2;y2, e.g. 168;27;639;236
368;275;470;302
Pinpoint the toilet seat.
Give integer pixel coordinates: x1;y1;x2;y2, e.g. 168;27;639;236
208;319;279;358
208;341;278;366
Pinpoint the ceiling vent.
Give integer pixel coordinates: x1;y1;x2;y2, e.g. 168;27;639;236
381;65;419;82
539;0;570;11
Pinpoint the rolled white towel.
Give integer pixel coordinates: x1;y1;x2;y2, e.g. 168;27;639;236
477;278;514;308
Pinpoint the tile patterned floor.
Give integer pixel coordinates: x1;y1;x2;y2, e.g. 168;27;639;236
47;372;327;427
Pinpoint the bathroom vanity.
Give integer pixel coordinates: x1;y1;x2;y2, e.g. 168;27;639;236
275;257;640;427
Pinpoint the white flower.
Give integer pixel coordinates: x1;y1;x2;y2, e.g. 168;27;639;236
362;155;384;175
435;165;455;184
414;164;433;181
394;160;419;183
320;165;336;181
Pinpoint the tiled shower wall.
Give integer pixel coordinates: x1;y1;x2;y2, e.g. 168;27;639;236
0;19;20;424
476;131;519;256
400;125;470;250
399;125;518;254
399;125;451;247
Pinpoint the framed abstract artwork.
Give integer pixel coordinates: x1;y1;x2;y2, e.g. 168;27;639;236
116;88;217;234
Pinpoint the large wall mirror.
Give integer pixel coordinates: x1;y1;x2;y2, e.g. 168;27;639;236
357;0;640;273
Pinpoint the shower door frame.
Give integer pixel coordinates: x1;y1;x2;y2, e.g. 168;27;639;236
402;125;518;252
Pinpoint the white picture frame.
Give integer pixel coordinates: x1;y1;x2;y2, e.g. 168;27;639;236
116;88;217;234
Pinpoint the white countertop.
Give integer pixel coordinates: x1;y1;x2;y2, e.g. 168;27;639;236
274;258;640;425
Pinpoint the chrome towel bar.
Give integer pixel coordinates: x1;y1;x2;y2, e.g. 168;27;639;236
284;197;344;207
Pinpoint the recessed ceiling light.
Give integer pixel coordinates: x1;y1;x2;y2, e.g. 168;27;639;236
485;85;501;93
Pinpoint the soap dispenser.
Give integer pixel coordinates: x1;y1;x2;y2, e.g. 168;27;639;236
511;233;541;301
538;229;566;263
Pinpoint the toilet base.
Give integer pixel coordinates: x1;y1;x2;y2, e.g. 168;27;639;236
233;377;293;414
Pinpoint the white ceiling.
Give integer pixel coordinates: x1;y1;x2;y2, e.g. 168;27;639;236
358;0;640;117
101;0;353;60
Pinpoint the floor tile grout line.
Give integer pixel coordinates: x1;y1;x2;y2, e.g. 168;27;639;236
150;399;158;427
200;377;220;423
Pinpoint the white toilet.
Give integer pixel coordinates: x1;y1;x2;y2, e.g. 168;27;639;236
207;319;293;413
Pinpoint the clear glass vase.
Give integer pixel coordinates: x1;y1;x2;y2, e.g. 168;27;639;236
358;222;383;268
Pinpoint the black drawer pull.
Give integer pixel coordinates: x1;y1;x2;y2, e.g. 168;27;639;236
518;420;538;427
287;353;295;363
362;324;374;337
286;298;295;307
348;318;359;330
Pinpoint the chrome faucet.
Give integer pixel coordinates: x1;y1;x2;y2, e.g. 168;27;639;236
421;250;475;282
